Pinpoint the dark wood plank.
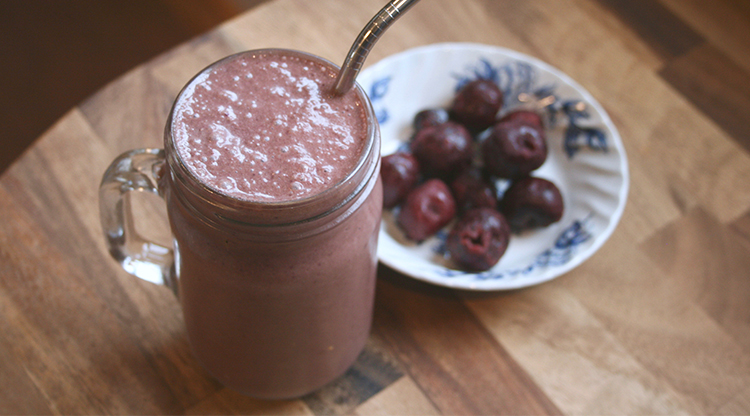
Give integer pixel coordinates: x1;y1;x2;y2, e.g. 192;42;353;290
659;43;750;153
731;209;750;246
0;341;55;415
725;0;750;21
594;0;704;60
372;266;562;415
302;337;404;415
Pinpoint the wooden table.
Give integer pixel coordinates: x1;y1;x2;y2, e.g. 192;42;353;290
2;0;750;414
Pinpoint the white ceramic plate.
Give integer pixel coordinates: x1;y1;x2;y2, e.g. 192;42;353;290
358;43;628;290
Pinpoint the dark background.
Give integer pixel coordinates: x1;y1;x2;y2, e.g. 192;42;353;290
0;0;267;173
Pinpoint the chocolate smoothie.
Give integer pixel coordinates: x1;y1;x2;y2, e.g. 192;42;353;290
164;50;382;398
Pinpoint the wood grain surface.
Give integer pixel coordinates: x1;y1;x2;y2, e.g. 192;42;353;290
2;0;750;414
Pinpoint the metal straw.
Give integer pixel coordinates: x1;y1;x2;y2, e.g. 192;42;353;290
333;0;421;95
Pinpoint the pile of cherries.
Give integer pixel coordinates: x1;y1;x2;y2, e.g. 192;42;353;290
381;79;564;272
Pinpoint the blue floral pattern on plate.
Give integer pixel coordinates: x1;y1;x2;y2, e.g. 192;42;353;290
370;57;609;160
369;76;391;124
431;216;593;280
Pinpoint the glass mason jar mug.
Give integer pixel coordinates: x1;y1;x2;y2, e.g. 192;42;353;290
99;49;382;399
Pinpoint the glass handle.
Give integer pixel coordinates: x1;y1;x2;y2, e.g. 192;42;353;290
99;148;177;295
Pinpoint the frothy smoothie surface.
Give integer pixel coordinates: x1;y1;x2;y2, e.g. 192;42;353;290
172;51;368;202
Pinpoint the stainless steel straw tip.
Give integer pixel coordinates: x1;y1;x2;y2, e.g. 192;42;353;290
333;0;421;95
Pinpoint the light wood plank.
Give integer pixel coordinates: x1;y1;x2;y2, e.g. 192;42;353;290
464;284;694;414
354;376;440;416
643;103;750;224
186;388;314;415
642;208;750;354
559;231;750;414
718;384;750;415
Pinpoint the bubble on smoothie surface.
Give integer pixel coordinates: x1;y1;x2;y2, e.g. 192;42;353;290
172;52;368;202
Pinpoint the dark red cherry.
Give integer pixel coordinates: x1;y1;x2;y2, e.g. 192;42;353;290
501;177;564;232
499;109;544;129
413;108;449;131
450;169;497;212
381;152;421;209
397;179;456;242
449;79;504;134
445;207;511;271
482;120;547;179
410;121;473;179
